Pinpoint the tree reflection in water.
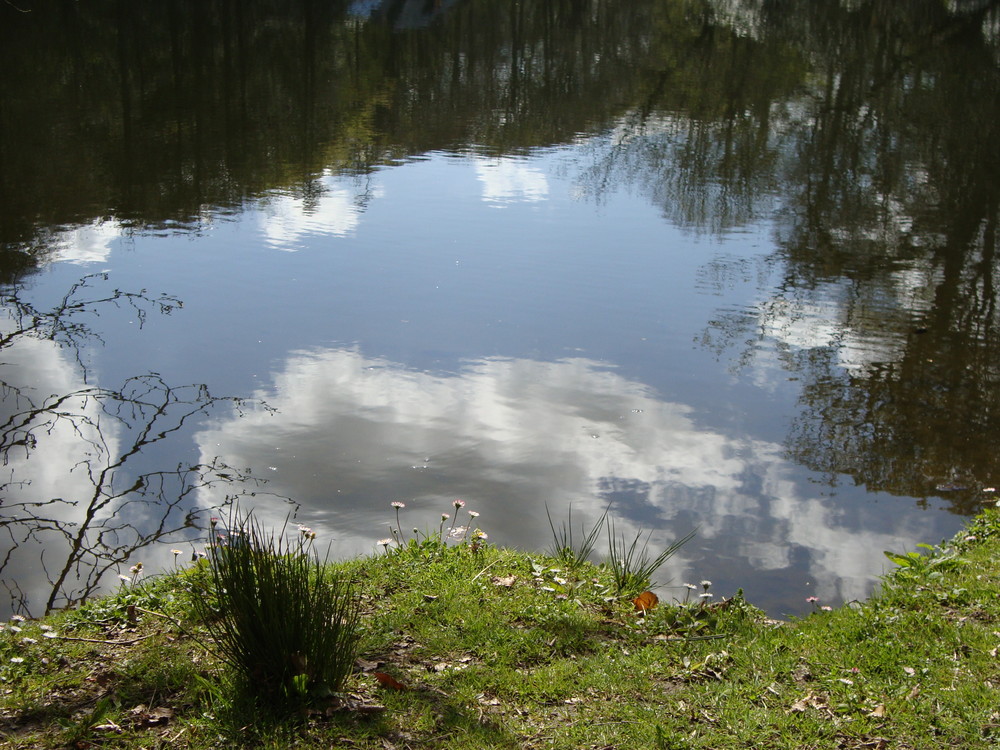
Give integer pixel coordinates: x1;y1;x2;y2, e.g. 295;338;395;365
0;275;270;617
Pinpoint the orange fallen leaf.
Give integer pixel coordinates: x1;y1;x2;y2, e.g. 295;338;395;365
633;591;658;612
373;671;408;690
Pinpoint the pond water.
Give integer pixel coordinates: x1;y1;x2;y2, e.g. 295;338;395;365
2;0;998;618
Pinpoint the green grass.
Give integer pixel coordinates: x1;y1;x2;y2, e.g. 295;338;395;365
3;508;1000;748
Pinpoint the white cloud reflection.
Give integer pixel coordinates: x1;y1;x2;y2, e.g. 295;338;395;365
0;326;120;615
475;157;549;205
758;297;905;373
49;219;120;264
754;262;939;387
196;348;940;613
259;177;382;249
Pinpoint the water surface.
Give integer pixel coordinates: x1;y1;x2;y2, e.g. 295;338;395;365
2;0;998;617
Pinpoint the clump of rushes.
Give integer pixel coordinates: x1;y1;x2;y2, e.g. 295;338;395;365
189;509;360;716
545;502;608;569
605;517;695;596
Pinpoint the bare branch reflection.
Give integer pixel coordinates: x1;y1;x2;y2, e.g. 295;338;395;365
0;277;270;616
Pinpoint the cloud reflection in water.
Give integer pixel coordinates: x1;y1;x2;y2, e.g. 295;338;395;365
258;177;384;250
475;157;549;206
0;328;120;614
196;348;940;614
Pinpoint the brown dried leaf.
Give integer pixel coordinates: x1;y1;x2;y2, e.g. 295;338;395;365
787;691;829;714
373;671;408;690
92;721;123;733
633;591;658;612
354;657;382;672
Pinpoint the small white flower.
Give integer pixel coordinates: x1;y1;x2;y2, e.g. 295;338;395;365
699;593;714;599
10;614;26;622
21;637;37;645
468;511;480;518
9;657;24;664
391;501;406;509
684;583;697;590
42;631;58;639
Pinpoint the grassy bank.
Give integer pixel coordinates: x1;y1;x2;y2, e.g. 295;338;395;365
3;509;1000;749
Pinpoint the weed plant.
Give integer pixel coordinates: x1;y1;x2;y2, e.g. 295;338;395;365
544;502;608;569
189;510;360;716
605;516;695;595
542;504;695;595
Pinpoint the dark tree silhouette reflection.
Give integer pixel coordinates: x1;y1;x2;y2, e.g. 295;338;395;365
696;2;1000;512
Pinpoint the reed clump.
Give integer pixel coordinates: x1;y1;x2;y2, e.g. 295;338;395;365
189;511;360;716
